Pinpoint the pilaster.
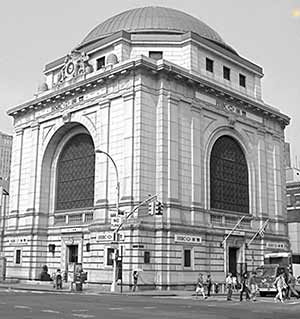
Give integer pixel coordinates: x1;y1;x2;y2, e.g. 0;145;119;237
94;100;111;223
122;91;135;202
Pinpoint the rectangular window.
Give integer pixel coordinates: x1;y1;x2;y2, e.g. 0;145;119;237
206;58;214;72
287;195;292;207
106;248;114;266
223;66;231;81
96;56;105;70
149;51;163;61
292;254;300;264
184;249;191;267
144;251;150;264
239;74;246;87
295;194;300;205
15;249;21;264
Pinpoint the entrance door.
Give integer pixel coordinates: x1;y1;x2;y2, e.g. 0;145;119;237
229;247;238;276
67;245;78;263
66;245;78;282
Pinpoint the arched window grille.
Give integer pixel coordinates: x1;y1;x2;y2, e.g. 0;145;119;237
55;134;95;210
210;135;249;213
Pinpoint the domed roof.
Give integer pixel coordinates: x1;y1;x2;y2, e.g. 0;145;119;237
80;7;236;53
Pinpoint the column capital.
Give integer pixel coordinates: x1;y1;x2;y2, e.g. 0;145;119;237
99;99;110;109
15;127;24;136
167;92;180;105
122;90;135;102
30;121;40;131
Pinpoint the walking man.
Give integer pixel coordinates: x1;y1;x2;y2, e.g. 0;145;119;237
249;271;258;301
239;272;250;301
132;270;139;292
287;271;299;299
226;272;233;301
206;274;212;297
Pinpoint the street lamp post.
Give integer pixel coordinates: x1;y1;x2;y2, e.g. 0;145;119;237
95;149;120;292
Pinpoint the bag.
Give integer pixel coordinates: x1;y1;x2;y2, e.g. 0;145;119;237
196;286;204;294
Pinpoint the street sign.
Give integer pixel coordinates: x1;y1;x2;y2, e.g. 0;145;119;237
111;217;122;226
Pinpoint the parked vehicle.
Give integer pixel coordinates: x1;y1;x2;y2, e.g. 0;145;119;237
255;264;287;296
255;252;300;296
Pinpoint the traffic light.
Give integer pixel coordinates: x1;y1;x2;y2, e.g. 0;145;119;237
155;201;163;215
148;202;155;215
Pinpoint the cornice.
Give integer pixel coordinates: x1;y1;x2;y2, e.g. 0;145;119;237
8;56;290;128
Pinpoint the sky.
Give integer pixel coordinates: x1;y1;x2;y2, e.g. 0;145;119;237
0;0;300;165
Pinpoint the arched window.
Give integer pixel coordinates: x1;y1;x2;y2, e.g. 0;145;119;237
55;134;95;210
210;136;249;213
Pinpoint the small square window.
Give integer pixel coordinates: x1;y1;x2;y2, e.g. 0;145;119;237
15;249;21;264
106;248;114;266
97;57;105;70
223;66;231;81
149;51;163;61
295;195;300;205
292;254;300;264
239;74;246;87
206;58;214;73
144;251;150;264
184;249;191;267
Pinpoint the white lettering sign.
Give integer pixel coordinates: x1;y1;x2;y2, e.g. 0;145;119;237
266;242;285;249
175;234;202;244
96;232;124;242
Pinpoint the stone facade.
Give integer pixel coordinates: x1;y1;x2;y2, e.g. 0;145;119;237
286;167;300;260
3;7;290;289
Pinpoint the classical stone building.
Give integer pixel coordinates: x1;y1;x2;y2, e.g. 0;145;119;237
0;131;12;181
0;131;12;253
4;7;290;288
286;165;300;264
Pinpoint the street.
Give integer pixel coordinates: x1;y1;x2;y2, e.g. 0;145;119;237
0;290;300;319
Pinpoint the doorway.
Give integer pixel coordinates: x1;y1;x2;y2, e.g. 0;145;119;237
228;247;238;276
67;245;78;263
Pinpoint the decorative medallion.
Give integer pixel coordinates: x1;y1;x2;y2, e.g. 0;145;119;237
56;50;93;85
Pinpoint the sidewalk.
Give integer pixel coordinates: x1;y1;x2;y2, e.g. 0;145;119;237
0;280;237;297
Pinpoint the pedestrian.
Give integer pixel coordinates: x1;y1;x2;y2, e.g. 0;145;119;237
195;273;207;299
232;276;237;291
286;271;299;299
226;272;233;301
55;268;62;289
274;272;287;303
249;271;258;301
132;270;139;292
239;272;250;302
206;274;212;297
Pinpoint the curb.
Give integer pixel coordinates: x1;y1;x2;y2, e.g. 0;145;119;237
0;285;237;297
